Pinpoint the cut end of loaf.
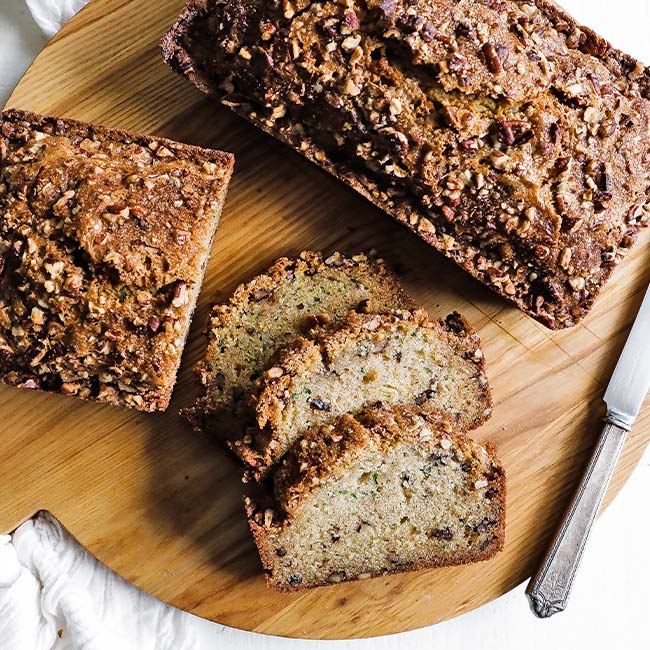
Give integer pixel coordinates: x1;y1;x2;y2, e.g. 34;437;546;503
246;403;505;591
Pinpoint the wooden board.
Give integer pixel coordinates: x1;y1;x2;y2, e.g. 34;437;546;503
2;0;650;639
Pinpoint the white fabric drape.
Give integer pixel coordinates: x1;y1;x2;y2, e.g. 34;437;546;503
25;0;88;37
0;513;198;650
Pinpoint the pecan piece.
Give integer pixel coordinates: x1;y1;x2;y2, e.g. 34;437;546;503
251;288;272;301
482;43;507;74
343;9;360;30
164;280;188;308
176;229;191;245
448;54;468;75
428;527;454;540
549;122;562;144
377;0;397;19
147;316;161;333
496;119;533;146
414;387;437;405
309;398;332;411
595;163;612;192
580;32;608;57
474;518;495;534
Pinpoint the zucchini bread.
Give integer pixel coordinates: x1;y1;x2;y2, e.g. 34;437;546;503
183;250;412;436
163;0;650;329
234;308;491;478
0;109;234;411
246;402;505;591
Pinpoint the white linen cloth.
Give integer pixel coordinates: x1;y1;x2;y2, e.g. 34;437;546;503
25;0;87;37
1;513;198;650
1;1;650;649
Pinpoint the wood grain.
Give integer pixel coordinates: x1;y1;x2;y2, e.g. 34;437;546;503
2;0;650;639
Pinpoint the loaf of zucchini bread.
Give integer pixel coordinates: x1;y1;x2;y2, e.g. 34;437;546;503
246;401;505;591
162;0;650;329
184;250;412;436
234;308;491;479
0;109;233;411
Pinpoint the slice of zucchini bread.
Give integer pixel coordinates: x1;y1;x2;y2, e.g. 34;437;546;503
184;250;412;435
246;402;505;591
234;308;491;478
0;108;233;411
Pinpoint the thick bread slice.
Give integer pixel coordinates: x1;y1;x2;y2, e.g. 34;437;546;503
0;108;233;411
235;309;491;478
246;402;505;592
184;250;412;436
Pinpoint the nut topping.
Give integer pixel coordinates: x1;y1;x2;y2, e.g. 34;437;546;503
482;43;506;74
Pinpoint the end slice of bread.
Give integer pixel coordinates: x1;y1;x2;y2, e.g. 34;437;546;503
234;309;491;478
183;251;412;437
246;402;505;591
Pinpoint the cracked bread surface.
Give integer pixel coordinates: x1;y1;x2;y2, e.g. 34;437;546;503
0;109;234;411
235;308;491;478
163;0;650;329
246;402;505;591
184;250;413;436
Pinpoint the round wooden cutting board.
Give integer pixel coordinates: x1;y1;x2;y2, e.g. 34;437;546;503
2;0;650;639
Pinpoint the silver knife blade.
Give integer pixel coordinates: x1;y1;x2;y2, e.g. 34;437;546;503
603;285;650;429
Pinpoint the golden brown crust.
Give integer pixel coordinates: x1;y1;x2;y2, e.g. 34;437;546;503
0;108;233;410
163;0;650;330
245;402;505;592
235;308;491;478
183;250;413;432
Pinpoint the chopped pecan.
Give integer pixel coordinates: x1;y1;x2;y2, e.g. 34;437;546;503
549;122;562;144
377;0;397;19
496;119;533;146
414;387;437;405
474;518;495;534
309;398;332;411
421;22;436;42
448;54;468;75
176;229;191;245
428;527;454;540
580;32;608;57
595;163;612;192
343;9;360;30
455;23;474;39
482;43;507;74
441;205;456;221
459;138;478;154
251;288;272;301
147;316;161;333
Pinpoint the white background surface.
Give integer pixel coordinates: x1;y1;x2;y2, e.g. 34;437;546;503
0;0;649;648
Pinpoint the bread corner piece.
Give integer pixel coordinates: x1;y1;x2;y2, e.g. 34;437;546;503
0;108;234;411
245;402;505;591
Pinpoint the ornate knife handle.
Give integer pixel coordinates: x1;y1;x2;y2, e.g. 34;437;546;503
526;416;629;618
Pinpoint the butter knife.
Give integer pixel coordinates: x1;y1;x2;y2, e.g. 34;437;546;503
526;284;650;618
